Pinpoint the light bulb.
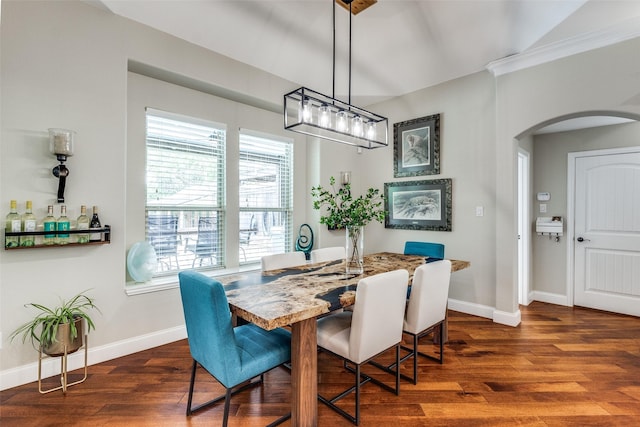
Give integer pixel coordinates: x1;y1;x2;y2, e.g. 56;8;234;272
299;98;312;123
318;104;331;128
366;121;377;140
351;115;363;137
336;110;348;133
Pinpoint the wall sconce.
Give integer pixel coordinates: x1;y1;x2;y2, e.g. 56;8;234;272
49;128;75;203
340;171;351;186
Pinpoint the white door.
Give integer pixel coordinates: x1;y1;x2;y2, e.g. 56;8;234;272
573;149;640;316
518;150;530;305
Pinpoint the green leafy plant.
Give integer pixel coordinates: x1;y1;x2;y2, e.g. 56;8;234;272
10;290;100;350
311;176;386;229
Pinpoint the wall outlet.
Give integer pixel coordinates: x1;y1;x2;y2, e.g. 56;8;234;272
475;206;484;217
539;203;547;213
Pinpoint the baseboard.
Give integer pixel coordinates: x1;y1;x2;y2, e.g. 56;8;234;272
493;309;522;327
530;290;570;306
447;298;495;320
448;298;521;327
0;325;186;391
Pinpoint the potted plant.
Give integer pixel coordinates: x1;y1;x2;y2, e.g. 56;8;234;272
311;176;386;273
10;290;100;356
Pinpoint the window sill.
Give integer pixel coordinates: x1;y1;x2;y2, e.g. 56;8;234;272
124;264;261;296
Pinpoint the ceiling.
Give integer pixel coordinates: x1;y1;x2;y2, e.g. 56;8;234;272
96;0;640;128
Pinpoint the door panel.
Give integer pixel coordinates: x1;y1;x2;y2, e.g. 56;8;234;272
574;151;640;316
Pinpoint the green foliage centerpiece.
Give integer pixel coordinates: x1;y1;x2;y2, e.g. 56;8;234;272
311;176;386;273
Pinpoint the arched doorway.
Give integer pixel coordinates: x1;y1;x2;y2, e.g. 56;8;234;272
515;111;640;314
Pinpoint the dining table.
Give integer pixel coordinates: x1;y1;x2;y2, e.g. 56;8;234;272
216;252;470;427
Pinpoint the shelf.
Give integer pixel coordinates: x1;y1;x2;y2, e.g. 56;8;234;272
4;225;111;250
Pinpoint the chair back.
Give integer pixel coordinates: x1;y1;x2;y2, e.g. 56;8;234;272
147;215;179;257
310;246;345;263
404;241;445;260
261;251;306;271
239;214;257;245
178;271;240;387
195;217;217;257
349;269;409;363
404;260;452;334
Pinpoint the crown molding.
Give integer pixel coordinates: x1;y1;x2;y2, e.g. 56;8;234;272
487;16;640;77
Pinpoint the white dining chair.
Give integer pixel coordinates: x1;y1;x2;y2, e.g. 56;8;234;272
260;251;306;271
316;269;409;425
401;259;451;384
310;246;345;263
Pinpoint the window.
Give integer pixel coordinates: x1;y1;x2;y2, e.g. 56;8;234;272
239;130;293;264
145;109;225;275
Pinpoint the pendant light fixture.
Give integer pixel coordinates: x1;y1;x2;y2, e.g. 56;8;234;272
283;0;388;149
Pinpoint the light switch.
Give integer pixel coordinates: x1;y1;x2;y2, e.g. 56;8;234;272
540;203;547;213
475;206;484;217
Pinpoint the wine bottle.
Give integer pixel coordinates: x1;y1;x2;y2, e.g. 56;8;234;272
76;205;90;243
43;205;56;245
20;200;37;247
5;200;20;248
56;205;71;245
89;205;102;242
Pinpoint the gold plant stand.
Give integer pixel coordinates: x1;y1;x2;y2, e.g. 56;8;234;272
37;335;88;394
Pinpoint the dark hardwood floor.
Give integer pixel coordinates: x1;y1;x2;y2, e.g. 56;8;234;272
2;302;640;426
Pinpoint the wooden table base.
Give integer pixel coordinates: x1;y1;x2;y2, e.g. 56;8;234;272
291;318;317;426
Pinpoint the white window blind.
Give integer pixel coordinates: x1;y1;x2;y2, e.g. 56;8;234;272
239;130;293;264
145;108;226;275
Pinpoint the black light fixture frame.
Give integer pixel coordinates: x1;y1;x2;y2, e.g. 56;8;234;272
283;0;388;149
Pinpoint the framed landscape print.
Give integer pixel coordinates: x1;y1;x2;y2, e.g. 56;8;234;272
393;113;440;177
384;178;452;231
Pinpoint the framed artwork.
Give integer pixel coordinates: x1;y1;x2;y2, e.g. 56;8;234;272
384;179;452;231
393;113;440;177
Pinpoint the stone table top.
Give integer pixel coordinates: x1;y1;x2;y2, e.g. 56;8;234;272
216;252;470;330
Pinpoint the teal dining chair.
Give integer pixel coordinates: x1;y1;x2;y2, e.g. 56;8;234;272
403;241;445;260
178;271;292;427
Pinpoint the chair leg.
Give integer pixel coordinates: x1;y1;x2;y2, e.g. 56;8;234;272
355;363;361;425
222;388;232;427
412;334;418;385
395;343;401;393
438;322;444;362
186;360;197;415
186;360;264;417
372;325;445;385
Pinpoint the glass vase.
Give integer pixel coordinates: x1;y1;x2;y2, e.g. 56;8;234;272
345;225;364;274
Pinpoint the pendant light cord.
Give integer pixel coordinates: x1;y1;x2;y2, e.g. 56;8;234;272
332;0;353;108
332;0;336;101
348;1;352;107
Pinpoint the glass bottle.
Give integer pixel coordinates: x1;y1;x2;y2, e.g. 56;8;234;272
5;200;20;248
56;205;71;245
20;200;37;247
76;205;90;244
89;205;102;242
43;205;56;245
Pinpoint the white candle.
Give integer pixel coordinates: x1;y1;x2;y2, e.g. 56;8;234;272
49;128;75;156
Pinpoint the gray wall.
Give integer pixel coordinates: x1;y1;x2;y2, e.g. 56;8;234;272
493;38;640;319
2;0;640;388
532;122;640;296
0;0;306;386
